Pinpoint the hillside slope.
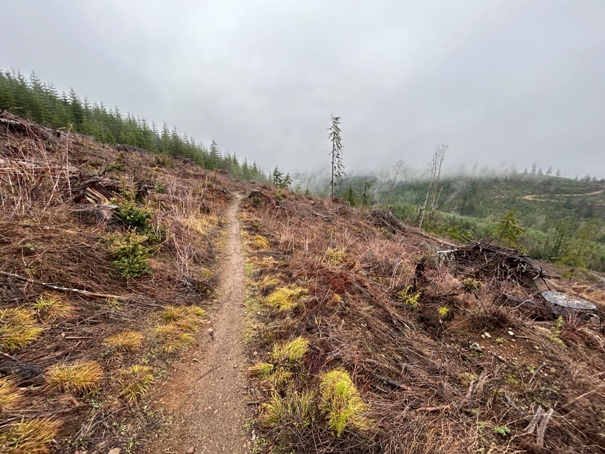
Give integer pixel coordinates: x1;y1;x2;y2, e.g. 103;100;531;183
1;113;605;454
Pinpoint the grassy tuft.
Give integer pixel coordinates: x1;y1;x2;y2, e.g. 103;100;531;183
258;276;280;292
152;323;195;354
260;390;316;431
117;364;154;402
251;234;270;249
46;360;104;395
161;304;206;322
0;377;22;409
32;294;74;324
249;362;275;378
319;369;370;437
264;286;307;312
270;337;309;365
102;331;144;352
0;307;44;351
0;418;61;454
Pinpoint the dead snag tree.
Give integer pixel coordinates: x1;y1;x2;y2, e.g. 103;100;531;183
418;144;447;229
328;114;345;199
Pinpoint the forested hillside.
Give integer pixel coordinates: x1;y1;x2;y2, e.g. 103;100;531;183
0;70;265;181
309;172;605;273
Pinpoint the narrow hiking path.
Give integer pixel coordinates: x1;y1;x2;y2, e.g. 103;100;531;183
144;193;250;454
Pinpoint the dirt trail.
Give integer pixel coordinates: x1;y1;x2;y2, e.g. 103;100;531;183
144;193;250;454
522;188;605;201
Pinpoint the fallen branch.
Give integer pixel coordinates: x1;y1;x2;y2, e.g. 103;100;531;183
415;404;451;412
0;270;121;300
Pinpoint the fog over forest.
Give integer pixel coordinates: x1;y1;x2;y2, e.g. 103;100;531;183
2;1;604;178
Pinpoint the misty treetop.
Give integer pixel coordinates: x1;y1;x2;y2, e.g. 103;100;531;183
0;69;265;181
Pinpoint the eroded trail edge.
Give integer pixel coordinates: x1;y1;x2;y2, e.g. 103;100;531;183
145;193;250;453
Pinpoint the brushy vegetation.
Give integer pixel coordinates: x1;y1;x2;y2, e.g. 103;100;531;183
0;307;44;351
45;361;104;395
0;418;61;454
242;185;605;453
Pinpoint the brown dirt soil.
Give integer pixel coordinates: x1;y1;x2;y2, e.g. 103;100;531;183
143;194;251;454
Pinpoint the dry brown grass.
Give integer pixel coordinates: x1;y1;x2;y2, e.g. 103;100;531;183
0;418;61;453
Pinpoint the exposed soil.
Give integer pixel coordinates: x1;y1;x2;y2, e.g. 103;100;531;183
143;193;251;454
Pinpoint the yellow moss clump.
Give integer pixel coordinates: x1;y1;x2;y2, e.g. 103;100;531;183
0;377;21;409
319;369;370;437
0;418;61;454
324;247;347;266
264;286;307;311
0;307;44;351
102;331;144;352
32;294;74;324
117;365;154;402
46;360;104;395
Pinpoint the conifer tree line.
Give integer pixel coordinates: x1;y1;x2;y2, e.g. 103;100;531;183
0;69;266;181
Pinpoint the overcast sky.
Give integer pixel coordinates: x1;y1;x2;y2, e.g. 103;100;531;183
2;1;604;177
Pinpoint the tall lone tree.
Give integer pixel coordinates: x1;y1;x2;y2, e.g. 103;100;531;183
328;114;345;199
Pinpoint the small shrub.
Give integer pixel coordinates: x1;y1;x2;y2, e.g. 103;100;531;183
117;365;154;401
396;286;421;308
0;307;44;351
102;331;144;352
0;418;60;454
32;294;74;323
108;231;151;278
265;286;307;311
319;369;370;437
0;377;21;409
270;337;309;365
46;360;104;395
114;197;153;234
